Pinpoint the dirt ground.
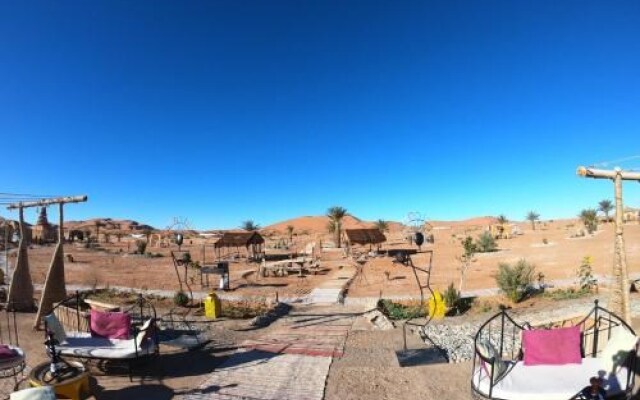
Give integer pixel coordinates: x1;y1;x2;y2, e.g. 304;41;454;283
17;220;640;302
348;221;640;297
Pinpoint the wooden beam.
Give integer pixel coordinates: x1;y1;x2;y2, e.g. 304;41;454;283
6;195;88;210
577;167;640;181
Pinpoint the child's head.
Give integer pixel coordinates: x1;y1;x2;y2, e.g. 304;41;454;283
590;377;602;388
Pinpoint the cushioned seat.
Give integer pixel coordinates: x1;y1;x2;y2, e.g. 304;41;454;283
472;358;628;400
56;332;155;360
0;345;25;371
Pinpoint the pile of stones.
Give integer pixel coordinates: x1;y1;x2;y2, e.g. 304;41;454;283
422;322;521;363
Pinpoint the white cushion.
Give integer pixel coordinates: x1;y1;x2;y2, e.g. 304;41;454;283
599;327;637;373
10;386;56;400
472;358;628;400
56;332;155;359
44;314;67;344
476;339;508;380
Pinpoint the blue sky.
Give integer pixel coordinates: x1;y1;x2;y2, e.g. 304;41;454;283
1;1;639;229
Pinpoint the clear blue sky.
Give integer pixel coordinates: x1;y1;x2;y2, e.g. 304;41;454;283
1;1;639;229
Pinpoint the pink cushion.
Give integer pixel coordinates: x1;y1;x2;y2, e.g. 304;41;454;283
90;310;131;339
523;326;582;365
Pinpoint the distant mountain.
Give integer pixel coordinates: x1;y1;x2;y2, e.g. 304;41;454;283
65;218;155;232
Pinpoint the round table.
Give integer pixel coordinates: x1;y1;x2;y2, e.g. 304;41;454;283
28;361;91;400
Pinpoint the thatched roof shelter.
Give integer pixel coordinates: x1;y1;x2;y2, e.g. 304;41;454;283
214;231;265;248
213;231;265;261
344;228;386;246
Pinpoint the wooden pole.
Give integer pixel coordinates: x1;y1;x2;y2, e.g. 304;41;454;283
6;195;87;210
577;166;639;323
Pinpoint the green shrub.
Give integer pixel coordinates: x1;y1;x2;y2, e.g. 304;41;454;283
495;259;535;303
135;240;147;255
173;290;189;307
476;232;497;253
182;252;192;264
378;299;425;320
544;288;590;301
443;283;460;309
577;256;597;290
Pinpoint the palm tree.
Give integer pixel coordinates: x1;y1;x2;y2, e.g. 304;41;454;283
327;206;348;248
579;209;598;234
241;220;260;231
598;199;613;223
286;225;295;243
374;219;389;232
526;211;540;230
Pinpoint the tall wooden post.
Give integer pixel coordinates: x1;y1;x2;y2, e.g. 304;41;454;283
34;203;69;329
577;167;640;323
6;206;35;311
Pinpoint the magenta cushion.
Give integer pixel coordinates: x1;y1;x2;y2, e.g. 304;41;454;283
0;345;18;359
523;326;582;365
90;310;131;339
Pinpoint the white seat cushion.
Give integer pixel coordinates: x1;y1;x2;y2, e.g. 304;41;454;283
56;332;155;360
472;358;628;400
10;386;56;400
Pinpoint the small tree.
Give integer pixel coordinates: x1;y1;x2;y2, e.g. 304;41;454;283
374;219;390;232
135;240;147;255
327;206;348;248
443;282;461;311
476;231;497;253
579;209;598;234
598;199;613;223
457;236;477;293
526;211;540;230
241;220;261;231
577;255;597;290
497;215;508;225
495;259;535;303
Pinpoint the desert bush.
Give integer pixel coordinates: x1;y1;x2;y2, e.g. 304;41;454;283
173;290;189;307
443;282;460;309
579;209;598;234
377;299;425;320
542;238;548;245
135;240;147;255
577;256;597;290
476;231;497;252
544;288;590;301
495;259;535;303
221;300;270;319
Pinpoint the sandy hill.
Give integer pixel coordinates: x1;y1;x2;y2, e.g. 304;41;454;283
265;215;375;234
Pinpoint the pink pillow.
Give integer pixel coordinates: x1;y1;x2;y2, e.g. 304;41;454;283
523;326;582;365
90;310;131;339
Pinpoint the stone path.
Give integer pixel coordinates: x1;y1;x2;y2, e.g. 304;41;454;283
307;264;356;304
182;305;356;400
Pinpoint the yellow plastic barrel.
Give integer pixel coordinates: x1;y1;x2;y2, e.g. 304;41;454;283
204;292;221;319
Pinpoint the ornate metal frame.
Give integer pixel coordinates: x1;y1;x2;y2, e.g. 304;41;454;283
471;300;637;400
44;291;159;381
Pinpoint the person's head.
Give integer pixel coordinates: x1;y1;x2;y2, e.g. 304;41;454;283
590;376;602;388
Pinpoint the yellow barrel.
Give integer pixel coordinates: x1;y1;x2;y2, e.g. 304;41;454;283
204;292;221;319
